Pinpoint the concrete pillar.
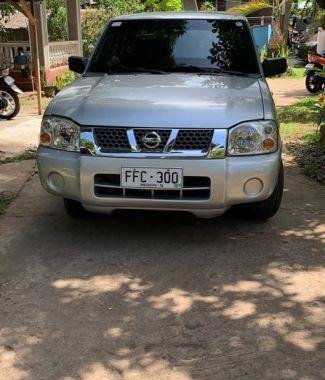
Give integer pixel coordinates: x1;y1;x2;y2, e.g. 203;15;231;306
182;0;198;11
66;0;83;55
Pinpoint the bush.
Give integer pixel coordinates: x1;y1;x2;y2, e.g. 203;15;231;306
81;1;145;57
82;8;113;57
145;0;182;11
200;1;216;11
277;97;319;124
55;71;76;90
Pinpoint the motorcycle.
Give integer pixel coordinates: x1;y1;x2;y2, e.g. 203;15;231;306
0;68;23;120
304;52;325;93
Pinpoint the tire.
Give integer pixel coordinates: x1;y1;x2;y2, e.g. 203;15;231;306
63;198;87;218
232;162;284;221
305;71;323;93
0;87;20;120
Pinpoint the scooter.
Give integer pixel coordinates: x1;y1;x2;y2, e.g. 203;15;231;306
304;52;325;93
0;68;23;120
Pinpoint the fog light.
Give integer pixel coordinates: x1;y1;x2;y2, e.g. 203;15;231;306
244;178;263;196
48;172;64;192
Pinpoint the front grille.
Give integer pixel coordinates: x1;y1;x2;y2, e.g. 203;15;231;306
134;129;171;151
93;128;129;152
94;174;210;200
173;129;213;151
92;127;214;153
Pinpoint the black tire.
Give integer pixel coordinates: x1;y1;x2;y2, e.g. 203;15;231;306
0;87;20;120
232;162;284;221
305;71;323;94
63;198;87;218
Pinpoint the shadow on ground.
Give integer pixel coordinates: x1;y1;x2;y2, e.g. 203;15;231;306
0;158;324;380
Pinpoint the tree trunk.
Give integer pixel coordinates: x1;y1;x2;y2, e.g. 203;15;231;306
182;0;198;11
281;0;292;44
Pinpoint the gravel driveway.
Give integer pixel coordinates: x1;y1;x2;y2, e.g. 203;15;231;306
0;153;324;380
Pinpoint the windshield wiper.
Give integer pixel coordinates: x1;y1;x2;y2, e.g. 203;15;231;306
106;64;167;75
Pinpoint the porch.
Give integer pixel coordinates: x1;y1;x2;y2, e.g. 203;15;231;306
0;0;82;90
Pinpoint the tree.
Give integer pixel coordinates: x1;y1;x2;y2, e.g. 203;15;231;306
46;0;68;42
145;0;182;11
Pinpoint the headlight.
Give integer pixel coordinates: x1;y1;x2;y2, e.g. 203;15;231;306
39;117;80;152
227;121;278;156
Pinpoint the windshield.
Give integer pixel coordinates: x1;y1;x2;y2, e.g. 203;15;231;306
88;19;260;76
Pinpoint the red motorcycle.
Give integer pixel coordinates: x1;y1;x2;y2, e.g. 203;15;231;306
304;52;325;93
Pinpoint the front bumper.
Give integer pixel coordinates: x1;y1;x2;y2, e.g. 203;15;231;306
37;147;281;218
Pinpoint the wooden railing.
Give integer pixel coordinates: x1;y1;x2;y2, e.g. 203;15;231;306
49;40;81;68
0;41;30;68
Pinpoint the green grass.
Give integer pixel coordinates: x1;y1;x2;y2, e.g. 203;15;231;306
290;67;305;78
286;130;324;183
267;66;305;80
280;123;317;142
277;96;319;124
278;96;324;183
0;150;36;165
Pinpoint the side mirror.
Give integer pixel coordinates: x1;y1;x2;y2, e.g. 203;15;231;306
262;58;287;77
68;56;88;74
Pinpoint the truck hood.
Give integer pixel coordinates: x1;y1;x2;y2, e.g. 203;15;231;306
48;74;264;129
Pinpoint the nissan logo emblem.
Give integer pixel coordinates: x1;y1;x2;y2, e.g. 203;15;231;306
142;131;161;149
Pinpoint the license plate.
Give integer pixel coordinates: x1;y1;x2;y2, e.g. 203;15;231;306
121;167;183;189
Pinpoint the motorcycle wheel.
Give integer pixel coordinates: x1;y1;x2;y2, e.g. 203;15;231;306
305;71;324;94
0;87;20;120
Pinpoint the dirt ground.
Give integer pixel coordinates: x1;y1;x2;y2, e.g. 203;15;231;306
268;78;309;107
0;152;324;380
0;78;324;380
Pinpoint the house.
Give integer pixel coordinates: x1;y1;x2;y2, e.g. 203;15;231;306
0;0;82;90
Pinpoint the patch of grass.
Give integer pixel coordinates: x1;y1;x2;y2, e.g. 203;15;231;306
286;131;325;183
280;123;317;143
277;96;319;123
20;95;51;109
0;192;13;215
290;67;305;78
0;150;36;165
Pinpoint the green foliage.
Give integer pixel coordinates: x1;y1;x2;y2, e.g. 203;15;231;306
259;46;268;61
273;42;291;59
55;71;76;90
229;1;271;16
145;0;182;11
277;97;319;123
82;8;112;57
81;0;145;56
286;130;324;183
0;150;36;165
0;4;16;34
46;0;68;41
200;1;216;11
98;0;145;13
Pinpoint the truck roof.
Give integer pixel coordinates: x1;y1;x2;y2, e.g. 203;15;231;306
112;11;247;22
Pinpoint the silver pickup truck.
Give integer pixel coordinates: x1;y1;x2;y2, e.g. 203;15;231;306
37;12;287;219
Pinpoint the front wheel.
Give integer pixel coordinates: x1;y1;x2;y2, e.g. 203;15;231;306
305;71;324;93
63;198;87;218
231;162;284;221
0;87;20;119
